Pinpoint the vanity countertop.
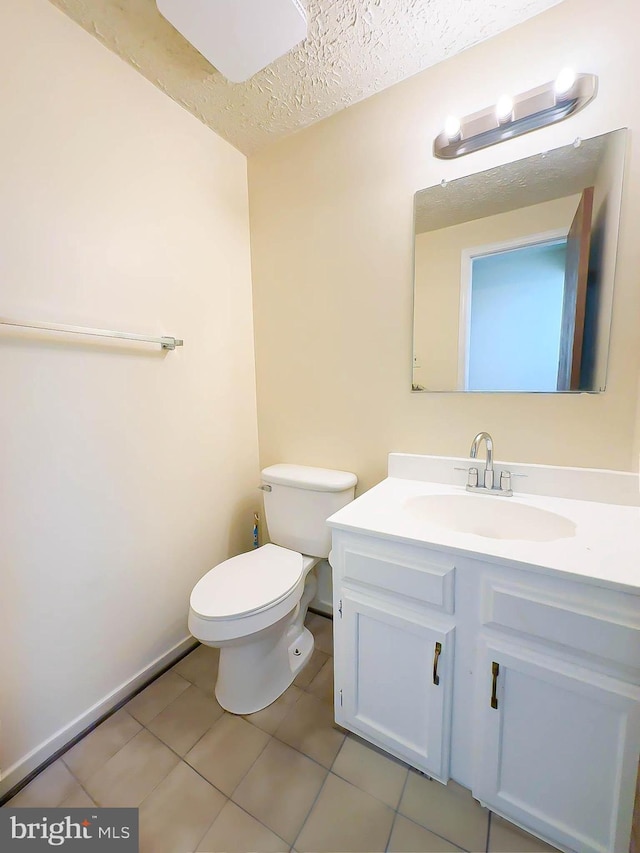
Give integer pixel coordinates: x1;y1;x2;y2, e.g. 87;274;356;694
328;474;640;595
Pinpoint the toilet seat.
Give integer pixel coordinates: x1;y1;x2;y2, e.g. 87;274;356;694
190;544;304;621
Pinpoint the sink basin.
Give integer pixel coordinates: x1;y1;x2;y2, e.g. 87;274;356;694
403;494;576;542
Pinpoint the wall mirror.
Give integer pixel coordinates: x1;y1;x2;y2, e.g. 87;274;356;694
412;128;627;393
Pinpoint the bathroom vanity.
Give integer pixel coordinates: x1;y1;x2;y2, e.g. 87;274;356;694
327;454;640;853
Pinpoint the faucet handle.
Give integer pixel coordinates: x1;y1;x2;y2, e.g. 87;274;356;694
454;466;479;488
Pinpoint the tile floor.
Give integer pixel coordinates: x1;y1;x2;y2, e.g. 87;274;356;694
4;613;560;853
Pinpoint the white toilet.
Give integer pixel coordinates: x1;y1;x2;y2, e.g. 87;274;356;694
188;464;357;714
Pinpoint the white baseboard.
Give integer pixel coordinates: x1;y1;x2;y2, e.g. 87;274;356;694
310;595;333;617
0;635;197;800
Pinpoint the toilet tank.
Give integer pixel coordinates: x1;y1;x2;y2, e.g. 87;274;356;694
261;464;357;558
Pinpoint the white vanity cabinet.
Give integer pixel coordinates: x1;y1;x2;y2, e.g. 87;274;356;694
330;530;640;853
331;532;455;782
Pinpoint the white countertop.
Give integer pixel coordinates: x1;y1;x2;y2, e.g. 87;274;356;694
328;475;640;594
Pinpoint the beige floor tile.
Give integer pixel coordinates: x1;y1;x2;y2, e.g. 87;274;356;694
388;814;464;852
274;691;344;768
399;773;489;852
306;613;333;655
185;714;270;796
60;787;96;808
294;648;329;689
138;761;226;853
62;709;142;782
174;644;220;695
332;736;408;808
232;739;327;845
244;685;303;735
147;685;224;756
126;670;191;725
7;760;81;807
306;659;334;706
489;816;560;852
83;729;179;807
295;773;395;852
197;800;287;852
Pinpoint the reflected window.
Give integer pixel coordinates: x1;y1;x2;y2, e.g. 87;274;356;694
464;239;567;391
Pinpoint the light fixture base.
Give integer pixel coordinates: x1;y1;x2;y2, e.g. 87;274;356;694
434;73;598;160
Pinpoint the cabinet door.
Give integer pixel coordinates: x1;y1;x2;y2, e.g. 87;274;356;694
335;590;454;781
473;638;640;853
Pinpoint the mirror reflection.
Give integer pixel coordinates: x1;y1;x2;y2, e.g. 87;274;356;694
412;128;627;393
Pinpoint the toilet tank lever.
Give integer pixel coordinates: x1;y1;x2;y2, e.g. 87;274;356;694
258;484;272;492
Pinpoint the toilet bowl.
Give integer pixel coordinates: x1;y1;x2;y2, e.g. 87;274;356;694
189;544;319;713
188;464;357;714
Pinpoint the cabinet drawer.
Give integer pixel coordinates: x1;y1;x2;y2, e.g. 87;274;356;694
336;535;455;613
482;579;640;674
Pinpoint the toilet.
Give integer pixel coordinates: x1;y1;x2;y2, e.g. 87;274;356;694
188;464;357;714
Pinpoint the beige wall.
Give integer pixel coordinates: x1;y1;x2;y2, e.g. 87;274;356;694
0;0;259;791
413;195;580;390
635;382;640;470
249;0;640;492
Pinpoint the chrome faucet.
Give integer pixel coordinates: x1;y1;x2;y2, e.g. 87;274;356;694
470;431;494;490
462;431;513;496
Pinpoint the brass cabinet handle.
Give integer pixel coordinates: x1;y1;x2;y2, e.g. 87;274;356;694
491;661;500;709
433;642;442;685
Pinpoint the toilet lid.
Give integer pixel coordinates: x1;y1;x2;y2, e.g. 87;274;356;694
190;544;304;620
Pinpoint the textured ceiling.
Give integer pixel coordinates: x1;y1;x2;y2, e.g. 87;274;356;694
50;0;564;154
413;131;614;233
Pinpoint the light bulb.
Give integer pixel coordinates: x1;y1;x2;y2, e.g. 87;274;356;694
555;68;577;99
444;115;461;140
495;94;514;124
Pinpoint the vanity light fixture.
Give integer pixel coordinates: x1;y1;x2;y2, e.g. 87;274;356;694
434;70;598;159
